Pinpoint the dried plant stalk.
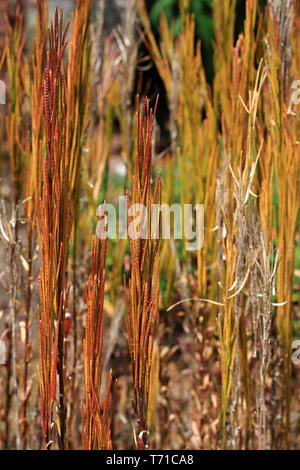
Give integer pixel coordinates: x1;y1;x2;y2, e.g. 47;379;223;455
64;0;92;439
217;62;267;449
263;2;299;447
82;225;115;450
1;3;29;450
21;0;48;449
5;4;29;204
124;96;161;448
37;10;72;449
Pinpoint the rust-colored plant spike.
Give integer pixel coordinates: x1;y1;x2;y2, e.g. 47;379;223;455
124;96;161;448
64;0;93;438
82;224;115;450
37;9;72;449
21;0;48;449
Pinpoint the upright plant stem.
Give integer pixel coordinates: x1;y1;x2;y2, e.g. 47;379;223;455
125;96;161;448
9;205;20;450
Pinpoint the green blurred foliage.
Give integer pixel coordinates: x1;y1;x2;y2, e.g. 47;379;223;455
146;0;214;81
145;0;265;83
149;0;213;44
